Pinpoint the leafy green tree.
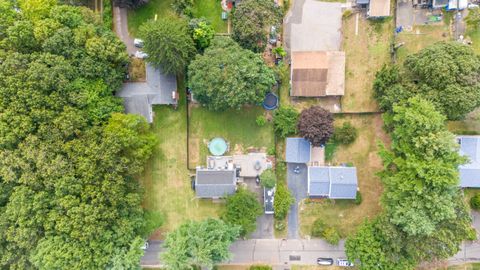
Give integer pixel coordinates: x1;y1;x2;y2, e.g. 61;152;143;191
333;122;358;145
322;227;340;245
297;106;334;147
273;106;298;138
172;0;194;17
188;37;276;110
471;193;480;210
311;218;326;237
222;189;262;237
139;17;196;75
232;0;282;52
188;17;215;50
18;0;56;21
273;183;294;220
466;8;480;29
260;169;276;189
162;219;240;269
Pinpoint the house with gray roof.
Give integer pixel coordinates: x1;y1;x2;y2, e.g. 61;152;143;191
117;63;177;123
308;166;358;199
457;136;480;188
195;168;237;198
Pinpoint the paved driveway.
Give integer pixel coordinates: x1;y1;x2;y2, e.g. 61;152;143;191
287;163;308;239
285;0;342;52
244;179;275;239
396;0;413;29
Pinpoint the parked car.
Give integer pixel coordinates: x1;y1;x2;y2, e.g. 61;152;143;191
134;38;144;48
337;258;354;267
134;51;148;59
317;258;334;266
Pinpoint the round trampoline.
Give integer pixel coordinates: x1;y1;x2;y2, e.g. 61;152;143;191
263;92;279;110
208;137;228;156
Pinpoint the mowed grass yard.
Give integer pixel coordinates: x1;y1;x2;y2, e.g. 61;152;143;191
299;114;388;238
127;0;227;35
141;79;223;239
188;105;274;167
341;14;393;113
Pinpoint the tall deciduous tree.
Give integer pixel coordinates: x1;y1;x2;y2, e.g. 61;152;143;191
139;16;196;75
222;189;263;237
232;0;282;52
297;106;334;147
188;37;276;110
273;106;299;138
162;219;240;269
260;169;276;189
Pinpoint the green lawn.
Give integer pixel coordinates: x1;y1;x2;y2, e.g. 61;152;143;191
188;105;274;167
192;0;228;33
127;0;175;36
141;77;223;238
446;263;480;270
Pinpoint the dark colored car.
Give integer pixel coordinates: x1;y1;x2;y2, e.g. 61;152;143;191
317;258;334;266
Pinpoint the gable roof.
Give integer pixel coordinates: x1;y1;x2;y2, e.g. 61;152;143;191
117;63;177;123
458;136;480;188
286;138;312;163
195;169;236;198
308;166;358;199
291;51;345;97
368;0;391;17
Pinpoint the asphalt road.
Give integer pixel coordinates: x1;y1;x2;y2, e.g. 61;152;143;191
287;163;308;239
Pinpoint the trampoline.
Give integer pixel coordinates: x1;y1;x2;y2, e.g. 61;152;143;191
208;137;228;156
263;92;279;110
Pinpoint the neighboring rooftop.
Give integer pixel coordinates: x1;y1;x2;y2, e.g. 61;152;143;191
368;0;391;17
308;166;358;199
291;51;345;97
286;138;312;163
117;63;177;123
195;168;237;198
457;136;480;188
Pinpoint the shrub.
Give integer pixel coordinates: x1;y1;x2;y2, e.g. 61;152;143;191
323;227;341;245
471;193;480;210
297;106;334;147
274;183;294;220
311;218;326;237
188;18;215;50
267;146;276;156
274;220;285;231
250;265;272;270
273;106;298;138
273;46;286;58
355;191;362;205
342;9;353;19
256;115;267;126
260;169;276;188
333;122;358;145
172;0;193;17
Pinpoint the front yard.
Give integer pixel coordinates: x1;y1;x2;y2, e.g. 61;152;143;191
188;105;275;168
141;78;223;238
299;114;388;238
192;0;228;33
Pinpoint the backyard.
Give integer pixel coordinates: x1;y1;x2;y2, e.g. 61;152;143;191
341;13;393;112
127;0;227;35
188;105;275;168
141;78;223;238
299;114;388;238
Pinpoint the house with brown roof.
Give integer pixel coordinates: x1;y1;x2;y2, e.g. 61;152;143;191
290;51;345;97
368;0;391;18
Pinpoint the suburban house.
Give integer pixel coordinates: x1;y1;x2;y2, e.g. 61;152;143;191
286;137;358;199
308;166;358;199
194;153;272;199
290;51;345;97
117;63;177;123
368;0;391;18
457;136;480;188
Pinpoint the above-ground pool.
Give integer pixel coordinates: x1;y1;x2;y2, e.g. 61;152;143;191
208;137;228;156
263;92;279;110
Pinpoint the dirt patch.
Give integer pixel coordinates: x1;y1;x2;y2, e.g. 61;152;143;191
128;57;146;82
189;138;200;166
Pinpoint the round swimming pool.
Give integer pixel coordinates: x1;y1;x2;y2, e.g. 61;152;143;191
263;92;279;110
208;137;228;156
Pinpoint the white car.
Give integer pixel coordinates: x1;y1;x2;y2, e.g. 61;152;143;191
337;258;354;267
134;51;148;59
134;38;144;48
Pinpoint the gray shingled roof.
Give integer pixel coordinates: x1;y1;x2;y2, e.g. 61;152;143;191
195;169;236;198
286;138;311;163
458;136;480;188
117;63;177;123
308;166;358;199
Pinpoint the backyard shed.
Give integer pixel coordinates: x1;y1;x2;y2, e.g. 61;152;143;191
195;168;237;198
457;136;480;188
308;166;358;199
368;0;391;17
290;51;345;97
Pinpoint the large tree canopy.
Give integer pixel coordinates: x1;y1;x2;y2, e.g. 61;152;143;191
162;219;240;269
346;97;475;269
232;0;282;52
188;37;276;110
0;3;156;269
139;16;196;75
374;42;480;120
297;106;334;147
222;189;263;237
